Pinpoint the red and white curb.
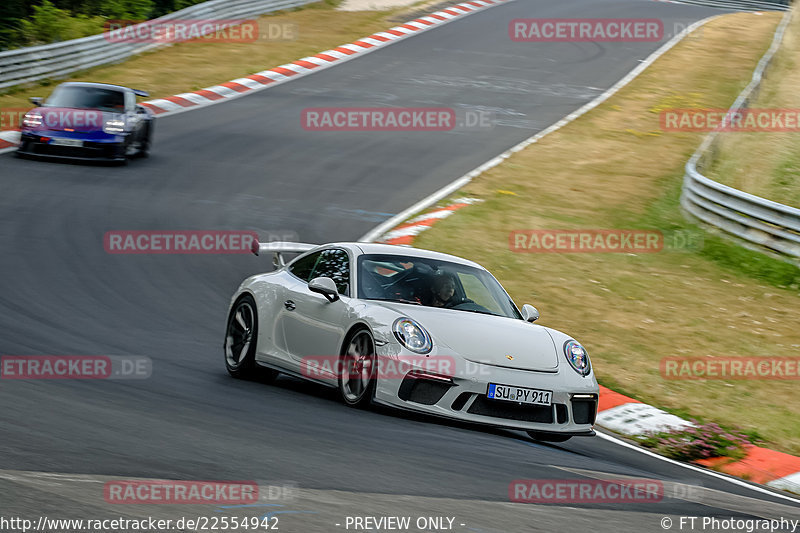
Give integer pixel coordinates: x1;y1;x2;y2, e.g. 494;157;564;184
596;404;693;435
377;198;481;245
372;202;800;493
0;0;512;152
597;385;800;492
140;0;512;116
594;385;693;434
770;472;800;492
4;0;797;496
0;130;20;150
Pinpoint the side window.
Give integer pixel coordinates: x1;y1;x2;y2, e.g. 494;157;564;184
288;251;322;282
310;249;351;297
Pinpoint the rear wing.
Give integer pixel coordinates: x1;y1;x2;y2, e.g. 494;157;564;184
133;89;150;98
250;240;317;267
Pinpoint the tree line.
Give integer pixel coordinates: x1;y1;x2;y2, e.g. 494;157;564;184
0;0;208;50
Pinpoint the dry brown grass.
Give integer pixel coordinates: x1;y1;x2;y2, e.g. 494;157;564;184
705;12;800;207
414;12;800;454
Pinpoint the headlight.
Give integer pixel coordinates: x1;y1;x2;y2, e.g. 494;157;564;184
563;340;591;376
392;318;432;354
103;119;125;134
22;111;42;128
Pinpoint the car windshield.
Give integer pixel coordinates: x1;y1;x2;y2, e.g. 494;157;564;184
45;86;126;113
357;253;522;319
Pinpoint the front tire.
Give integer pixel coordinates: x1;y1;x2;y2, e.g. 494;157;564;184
338;328;377;408
527;431;572;443
224;295;277;382
15;138;31;158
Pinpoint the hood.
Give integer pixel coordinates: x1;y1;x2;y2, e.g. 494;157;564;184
33;107;116;133
378;303;560;372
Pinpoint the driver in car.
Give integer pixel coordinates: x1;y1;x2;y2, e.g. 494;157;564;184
430;273;456;307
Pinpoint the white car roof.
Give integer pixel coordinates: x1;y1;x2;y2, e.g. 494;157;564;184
322;242;486;270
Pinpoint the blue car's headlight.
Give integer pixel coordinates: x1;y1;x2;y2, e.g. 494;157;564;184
103;119;125;134
563;340;591;376
392;318;432;354
22;111;43;128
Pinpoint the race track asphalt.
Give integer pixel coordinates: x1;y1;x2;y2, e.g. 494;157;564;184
1;0;797;531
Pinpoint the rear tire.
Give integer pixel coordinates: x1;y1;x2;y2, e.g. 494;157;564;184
224;294;277;382
338;328;377;408
527;431;572;443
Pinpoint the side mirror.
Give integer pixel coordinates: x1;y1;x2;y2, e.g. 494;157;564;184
136;105;147;114
521;304;539;323
30;97;43;106
308;276;339;303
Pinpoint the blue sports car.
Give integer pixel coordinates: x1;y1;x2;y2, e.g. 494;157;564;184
17;82;154;163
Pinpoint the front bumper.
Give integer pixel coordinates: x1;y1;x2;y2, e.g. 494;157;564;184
18;132;126;161
373;345;599;434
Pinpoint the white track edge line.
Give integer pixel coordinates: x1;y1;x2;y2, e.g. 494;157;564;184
0;6;796;503
358;15;720;242
354;12;800;502
596;432;800;504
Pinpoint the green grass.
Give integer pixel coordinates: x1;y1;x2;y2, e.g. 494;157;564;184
705;12;800;207
643;167;800;288
412;12;800;455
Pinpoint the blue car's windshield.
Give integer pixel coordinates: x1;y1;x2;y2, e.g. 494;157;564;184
357;253;522;319
45;86;126;113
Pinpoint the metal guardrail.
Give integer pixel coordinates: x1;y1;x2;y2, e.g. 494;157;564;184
0;0;317;91
680;9;800;261
670;0;790;10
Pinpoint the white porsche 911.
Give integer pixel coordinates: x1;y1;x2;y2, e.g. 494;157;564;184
224;241;599;442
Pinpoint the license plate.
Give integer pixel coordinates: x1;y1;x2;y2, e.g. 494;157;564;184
487;383;552;406
51;138;83;147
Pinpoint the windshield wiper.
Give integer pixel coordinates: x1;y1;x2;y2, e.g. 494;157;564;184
368;297;422;305
454;308;501;317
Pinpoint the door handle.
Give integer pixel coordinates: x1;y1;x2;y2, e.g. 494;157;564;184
284;300;296;311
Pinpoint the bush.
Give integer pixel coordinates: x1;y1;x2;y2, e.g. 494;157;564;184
18;1;105;45
0;0;212;49
4;0;168;48
635;421;753;461
96;0;155;19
